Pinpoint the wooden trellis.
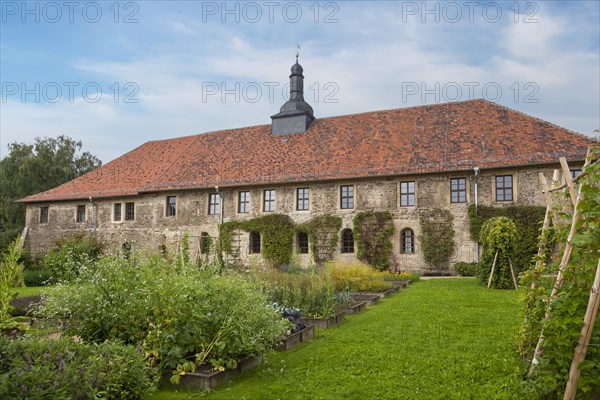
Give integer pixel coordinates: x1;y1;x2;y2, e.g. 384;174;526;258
524;149;600;400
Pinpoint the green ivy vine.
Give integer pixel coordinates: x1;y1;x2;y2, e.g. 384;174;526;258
353;211;395;271
220;214;295;267
296;214;342;265
419;208;454;270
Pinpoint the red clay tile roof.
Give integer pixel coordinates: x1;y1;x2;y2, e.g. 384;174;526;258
18;99;597;203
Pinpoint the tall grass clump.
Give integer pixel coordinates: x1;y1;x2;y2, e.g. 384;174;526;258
327;261;393;292
252;269;337;318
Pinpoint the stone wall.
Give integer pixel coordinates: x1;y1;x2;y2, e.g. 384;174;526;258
24;163;575;271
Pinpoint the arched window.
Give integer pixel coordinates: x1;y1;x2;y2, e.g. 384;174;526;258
250;232;261;254
297;231;309;254
341;229;354;254
401;229;414;254
200;232;210;254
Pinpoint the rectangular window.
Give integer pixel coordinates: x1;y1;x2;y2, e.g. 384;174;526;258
296;188;309;211
496;175;513;202
166;196;176;217
340;185;354;209
263;189;275;212
125;202;135;221
76;205;86;223
450;178;467;203
400;181;415;206
113;203;122;222
208;193;220;215
570;170;582;179
40;207;49;224
238;191;250;213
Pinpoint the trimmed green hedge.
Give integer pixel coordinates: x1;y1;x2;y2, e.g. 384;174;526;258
467;205;546;274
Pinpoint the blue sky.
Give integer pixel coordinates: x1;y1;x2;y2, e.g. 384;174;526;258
1;0;599;163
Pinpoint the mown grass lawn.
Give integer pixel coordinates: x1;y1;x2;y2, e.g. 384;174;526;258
151;279;528;400
9;286;45;298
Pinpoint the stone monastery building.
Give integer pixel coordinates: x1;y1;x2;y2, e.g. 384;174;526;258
19;59;597;271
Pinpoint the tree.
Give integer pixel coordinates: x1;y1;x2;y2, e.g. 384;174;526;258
0;136;101;253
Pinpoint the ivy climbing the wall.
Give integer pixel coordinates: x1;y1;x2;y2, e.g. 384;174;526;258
468;204;546;275
296;214;342;265
220;214;295;267
352;211;395;271
419;208;454;270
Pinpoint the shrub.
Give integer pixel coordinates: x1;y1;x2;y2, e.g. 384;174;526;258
253;270;337;318
23;270;52;286
327;261;393;292
454;262;479;277
40;253;288;378
44;233;103;283
0;335;156;399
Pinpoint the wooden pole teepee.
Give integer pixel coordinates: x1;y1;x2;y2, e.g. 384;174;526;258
563;257;600;400
528;154;590;376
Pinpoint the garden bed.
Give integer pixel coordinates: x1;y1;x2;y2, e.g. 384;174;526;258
164;355;263;390
350;287;397;298
276;325;315;351
349;293;380;306
301;312;345;329
336;300;367;315
9;295;42;316
388;280;410;288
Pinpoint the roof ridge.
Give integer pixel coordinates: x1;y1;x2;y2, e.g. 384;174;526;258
486;101;599;143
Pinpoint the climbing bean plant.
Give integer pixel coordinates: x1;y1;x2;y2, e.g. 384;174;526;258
353;211;395;271
518;147;600;398
477;216;517;289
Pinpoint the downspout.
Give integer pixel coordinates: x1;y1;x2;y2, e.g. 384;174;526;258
215;186;224;267
473;167;480;262
88;196;98;235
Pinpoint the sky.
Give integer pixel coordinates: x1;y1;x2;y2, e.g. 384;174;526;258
1;0;599;163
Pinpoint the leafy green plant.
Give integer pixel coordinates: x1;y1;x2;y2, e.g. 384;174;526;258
44;233;104;283
419;208;454;270
0;237;29;332
0;335;156;399
477;216;517;289
353;211;395;271
40;252;288;379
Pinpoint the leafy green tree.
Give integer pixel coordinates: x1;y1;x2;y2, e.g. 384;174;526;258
0;136;101;252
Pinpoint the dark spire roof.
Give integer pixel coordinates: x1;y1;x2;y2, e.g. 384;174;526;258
271;56;315;136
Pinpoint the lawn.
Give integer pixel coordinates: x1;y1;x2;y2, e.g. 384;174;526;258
9;286;45;298
151;279;528;400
